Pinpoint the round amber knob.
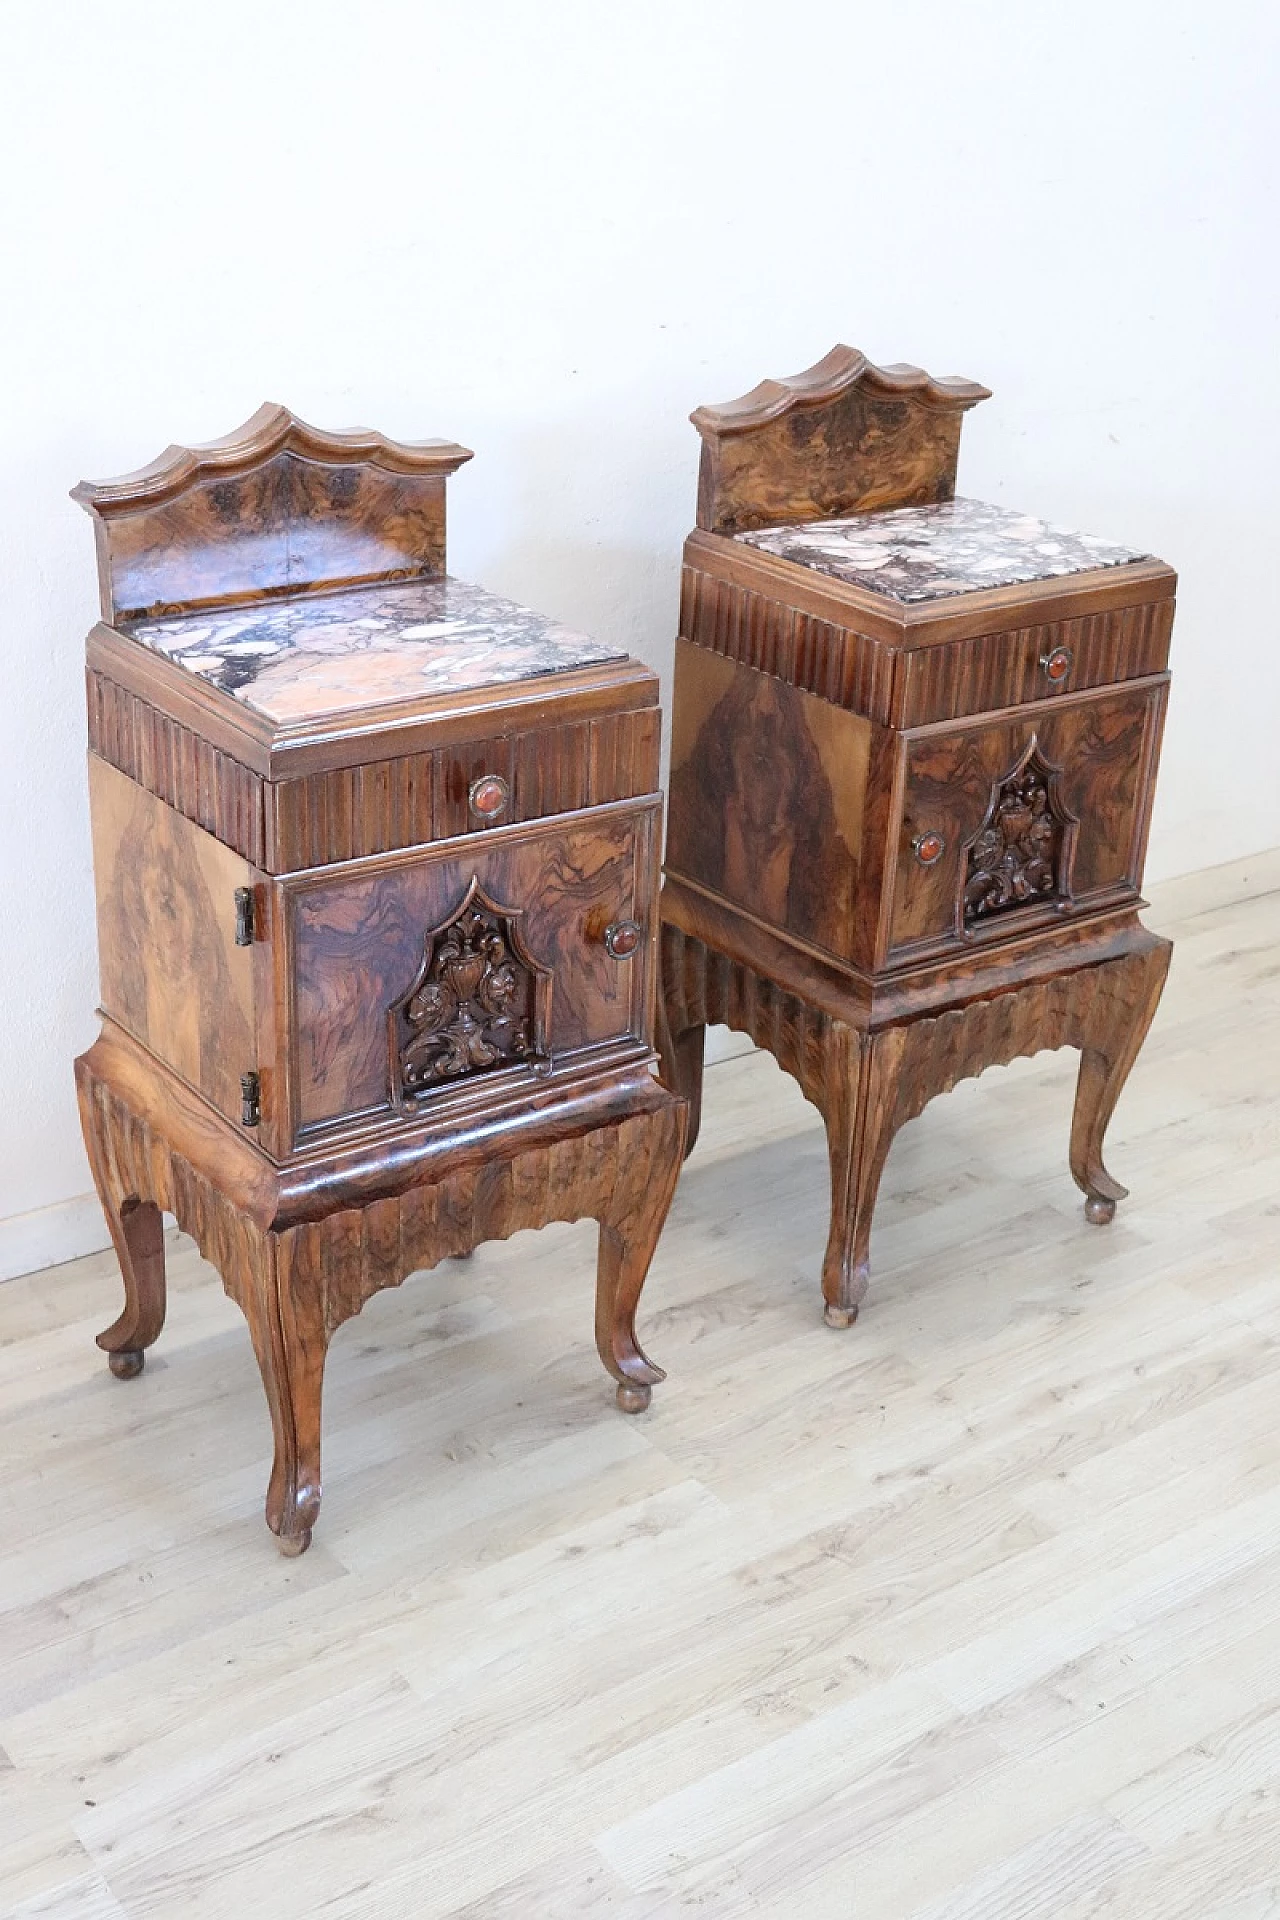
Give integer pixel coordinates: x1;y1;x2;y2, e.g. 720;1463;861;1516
468;774;509;820
912;831;946;867
1040;646;1073;684
604;919;642;959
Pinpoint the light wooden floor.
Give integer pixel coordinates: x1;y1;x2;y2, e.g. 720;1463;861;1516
2;863;1279;1920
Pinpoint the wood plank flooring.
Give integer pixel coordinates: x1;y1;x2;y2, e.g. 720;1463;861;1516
2;861;1278;1918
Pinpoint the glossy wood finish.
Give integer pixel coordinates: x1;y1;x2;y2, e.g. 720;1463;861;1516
890;677;1168;962
692;345;990;535
86;634;659;870
662;348;1176;1318
76;410;685;1552
284;800;658;1142
89;754;257;1129
71;404;473;622
679;535;1176;728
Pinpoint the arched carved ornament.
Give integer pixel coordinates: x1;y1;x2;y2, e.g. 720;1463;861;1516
388;877;552;1106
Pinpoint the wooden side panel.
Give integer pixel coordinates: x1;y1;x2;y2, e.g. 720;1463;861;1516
888;678;1168;962
666;640;872;967
286;803;659;1137
88;755;258;1126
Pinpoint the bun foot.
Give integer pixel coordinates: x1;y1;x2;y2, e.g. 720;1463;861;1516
824;1302;858;1329
1084;1194;1117;1226
107;1348;145;1380
275;1528;312;1558
615;1381;652;1414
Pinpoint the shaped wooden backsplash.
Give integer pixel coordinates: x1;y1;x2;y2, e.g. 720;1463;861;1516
691;344;990;536
72;404;473;622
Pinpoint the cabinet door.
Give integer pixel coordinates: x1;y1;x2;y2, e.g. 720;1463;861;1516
279;799;659;1146
886;677;1168;965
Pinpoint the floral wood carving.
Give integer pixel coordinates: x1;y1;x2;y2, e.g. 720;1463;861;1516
389;878;549;1101
963;739;1075;924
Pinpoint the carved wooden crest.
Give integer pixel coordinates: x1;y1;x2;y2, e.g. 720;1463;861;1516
962;737;1077;926
388;878;550;1103
690;345;991;535
72;404;474;623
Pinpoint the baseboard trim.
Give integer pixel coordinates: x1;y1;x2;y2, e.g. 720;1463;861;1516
1145;844;1280;926
4;842;1278;1285
0;1192;111;1284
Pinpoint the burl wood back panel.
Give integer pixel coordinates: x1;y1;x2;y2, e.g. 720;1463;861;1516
89;754;257;1125
888;677;1169;965
72;406;473;622
666;641;874;967
692;347;990;537
286;801;660;1138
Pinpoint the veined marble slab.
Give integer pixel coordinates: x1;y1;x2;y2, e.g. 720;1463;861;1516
122;576;626;723
735;497;1150;604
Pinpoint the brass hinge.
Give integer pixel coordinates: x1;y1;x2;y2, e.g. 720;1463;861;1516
234;886;255;946
240;1071;261;1128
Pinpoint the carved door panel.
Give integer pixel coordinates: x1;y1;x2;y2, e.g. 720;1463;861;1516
278;798;659;1145
885;676;1168;965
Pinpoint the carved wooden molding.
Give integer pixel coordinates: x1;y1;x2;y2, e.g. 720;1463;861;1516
691;345;991;537
71;404;473;515
691;345;991;439
388;877;551;1103
961;736;1078;928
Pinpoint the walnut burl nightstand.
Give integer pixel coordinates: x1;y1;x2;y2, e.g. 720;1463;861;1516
73;407;684;1554
659;347;1173;1327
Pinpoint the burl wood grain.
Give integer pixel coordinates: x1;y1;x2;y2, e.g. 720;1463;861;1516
692;345;990;536
287;801;659;1138
77;1022;685;1552
72;404;473;622
89;754;258;1127
660;921;1171;1322
889;676;1169;961
666;641;872;965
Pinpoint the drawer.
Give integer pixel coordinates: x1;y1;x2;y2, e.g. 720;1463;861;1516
885;676;1168;964
276;798;659;1144
896;597;1174;728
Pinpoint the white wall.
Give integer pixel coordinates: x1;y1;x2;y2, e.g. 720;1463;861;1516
1;0;1277;1263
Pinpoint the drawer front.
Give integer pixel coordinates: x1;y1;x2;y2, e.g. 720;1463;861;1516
266;709;661;870
281;799;659;1141
897;597;1174;728
886;677;1168;964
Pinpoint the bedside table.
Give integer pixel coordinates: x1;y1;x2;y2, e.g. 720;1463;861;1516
73;406;685;1553
660;347;1173;1327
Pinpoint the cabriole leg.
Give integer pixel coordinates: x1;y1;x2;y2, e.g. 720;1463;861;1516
595;1099;685;1412
1070;938;1172;1224
820;1027;903;1329
242;1230;331;1556
78;1069;167;1378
